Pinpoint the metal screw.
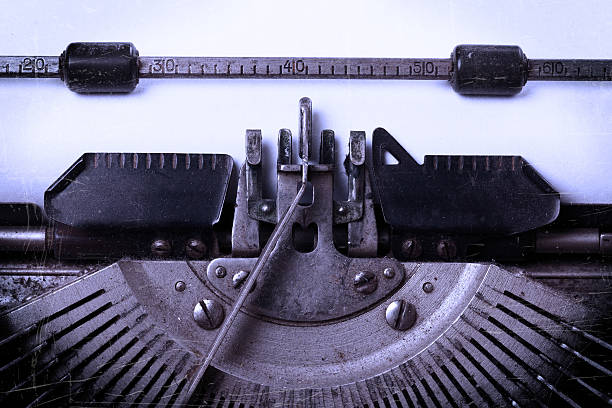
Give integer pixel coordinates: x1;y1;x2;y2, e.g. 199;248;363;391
185;238;207;259
386;300;417;331
151;239;171;257
400;238;422;259
215;266;227;278
422;282;434;293
232;270;250;289
193;299;225;330
260;203;271;214
383;267;395;279
353;271;378;294
175;281;186;292
337;205;345;214
436;239;457;260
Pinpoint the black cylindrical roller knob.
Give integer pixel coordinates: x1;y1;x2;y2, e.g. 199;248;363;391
450;45;528;96
59;42;139;93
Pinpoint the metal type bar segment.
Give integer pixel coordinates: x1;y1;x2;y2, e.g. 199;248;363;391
0;56;60;78
528;59;612;81
138;56;453;80
2;55;611;81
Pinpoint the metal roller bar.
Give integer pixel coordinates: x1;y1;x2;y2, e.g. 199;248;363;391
137;56;452;80
528;59;612;81
0;43;610;95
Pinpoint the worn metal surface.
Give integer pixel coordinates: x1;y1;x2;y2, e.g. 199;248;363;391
0;259;608;407
372;127;560;235
0;96;610;407
1;53;609;81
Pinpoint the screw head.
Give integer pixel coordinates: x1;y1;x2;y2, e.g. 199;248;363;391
151;239;171;257
337;205;345;214
260;203;271;214
383;267;395;279
193;299;225;330
353;271;378;294
386;300;417;331
175;281;186;292
185;238;207;259
232;270;250;289
422;282;434;293
400;238;422;260
215;266;227;278
436;239;457;261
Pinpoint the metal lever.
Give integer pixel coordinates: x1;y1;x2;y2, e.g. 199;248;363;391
180;97;312;406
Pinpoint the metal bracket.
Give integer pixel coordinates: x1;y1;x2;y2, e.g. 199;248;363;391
222;99;399;323
246;130;366;225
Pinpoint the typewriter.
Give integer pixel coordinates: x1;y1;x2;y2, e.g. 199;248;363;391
0;43;610;407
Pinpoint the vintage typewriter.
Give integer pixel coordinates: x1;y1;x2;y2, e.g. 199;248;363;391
0;43;610;407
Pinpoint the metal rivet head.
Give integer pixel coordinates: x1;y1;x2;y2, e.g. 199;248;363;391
151;239;171;257
185;238;207;259
215;266;227;278
383;268;395;279
386;300;417;331
422;282;434;293
193;299;224;330
337;206;345;214
175;281;186;292
353;271;378;294
260;203;271;214
400;238;422;260
232;270;250;289
436;239;457;260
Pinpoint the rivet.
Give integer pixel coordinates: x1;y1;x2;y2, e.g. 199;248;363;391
185;238;207;259
400;238;422;259
232;270;250;289
260;203;271;213
436;239;457;260
383;267;395;279
215;266;227;278
353;271;378;294
151;239;171;257
422;282;434;293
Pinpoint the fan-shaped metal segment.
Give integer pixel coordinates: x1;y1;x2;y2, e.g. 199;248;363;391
0;259;608;407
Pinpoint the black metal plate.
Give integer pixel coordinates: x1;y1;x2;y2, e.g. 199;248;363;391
371;128;560;234
45;153;233;229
